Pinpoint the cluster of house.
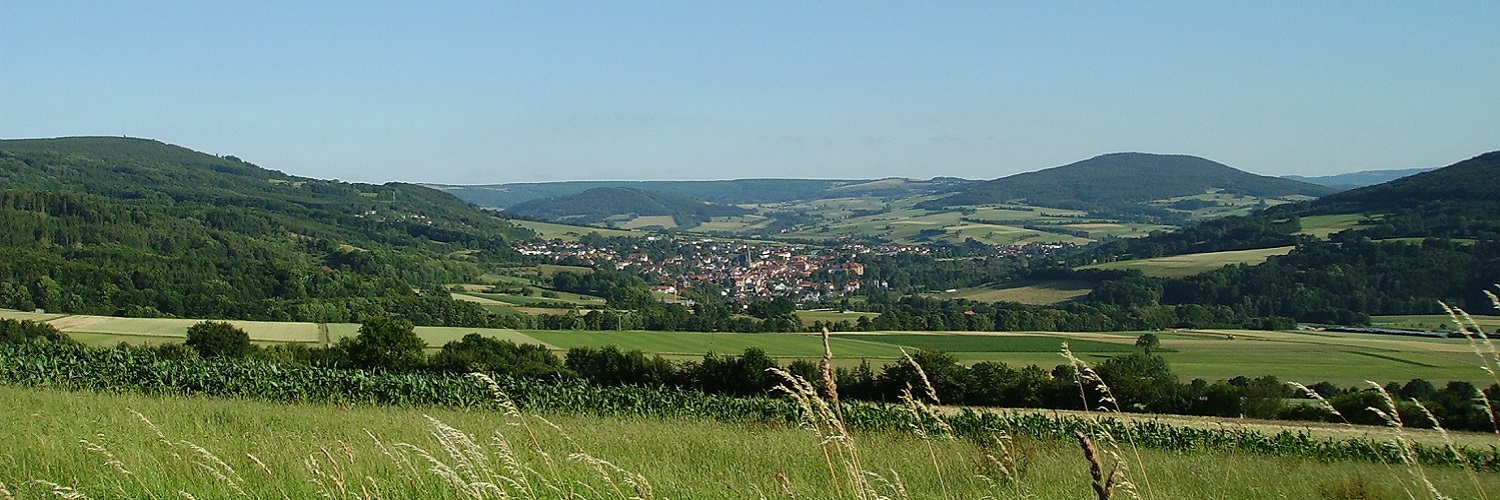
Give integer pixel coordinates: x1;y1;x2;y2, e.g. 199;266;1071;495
514;237;932;303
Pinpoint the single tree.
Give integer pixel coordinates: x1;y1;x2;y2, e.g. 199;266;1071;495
340;316;427;370
1134;333;1160;354
185;321;252;358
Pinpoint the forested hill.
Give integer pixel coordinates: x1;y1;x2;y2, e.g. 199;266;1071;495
916;153;1334;219
1066;151;1500;323
0;137;534;322
505;187;750;227
1301;151;1500;239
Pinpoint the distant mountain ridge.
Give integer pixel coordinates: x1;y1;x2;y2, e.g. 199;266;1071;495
505;187;751;228
428;177;973;208
1283;167;1438;190
916;152;1334;221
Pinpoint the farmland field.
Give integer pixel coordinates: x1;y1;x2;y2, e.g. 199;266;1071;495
1080;246;1294;278
1298;213;1372;238
8;308;1494;387
794;309;878;326
511;218;638;240
6;384;1497;499
1372;314;1500;332
617;214;678;229
927;279;1094;304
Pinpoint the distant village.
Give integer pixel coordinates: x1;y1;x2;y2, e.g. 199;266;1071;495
514;235;1061;304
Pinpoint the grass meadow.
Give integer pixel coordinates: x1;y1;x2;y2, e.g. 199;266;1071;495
511;219;639;240
4;383;1497;499
1079;246;1295;278
7;307;1495;387
925;279;1095;305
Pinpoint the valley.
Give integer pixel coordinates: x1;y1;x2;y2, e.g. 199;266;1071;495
2;138;1497;499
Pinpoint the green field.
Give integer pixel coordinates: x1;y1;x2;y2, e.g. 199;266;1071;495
523;330;909;358
1079;246;1294;278
1298;213;1372;238
794;309;879;326
7;384;1496;499
511;218;638;240
845;333;1140;353
927;279;1095;304
1372;314;1500;332
10;307;1496;386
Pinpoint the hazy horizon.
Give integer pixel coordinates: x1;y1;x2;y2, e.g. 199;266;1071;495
4;3;1496;184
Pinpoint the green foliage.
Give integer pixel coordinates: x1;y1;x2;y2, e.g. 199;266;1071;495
184;321;251;358
918;152;1332;222
1134;333;1160;354
0;137;534;322
0;318;73;345
340;317;426;371
1308;150;1500;240
2;340;1497;471
431;333;568;379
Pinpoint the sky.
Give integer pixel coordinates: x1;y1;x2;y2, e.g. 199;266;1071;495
3;2;1498;184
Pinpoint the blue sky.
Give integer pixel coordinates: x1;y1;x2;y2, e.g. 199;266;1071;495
3;2;1497;183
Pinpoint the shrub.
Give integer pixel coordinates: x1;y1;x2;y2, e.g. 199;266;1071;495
184;321;252;358
340;316;426;371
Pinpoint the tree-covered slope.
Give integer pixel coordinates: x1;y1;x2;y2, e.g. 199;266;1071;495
1067;150;1500;323
1301;151;1500;240
505;187;751;226
0;137;534;321
917;153;1334;219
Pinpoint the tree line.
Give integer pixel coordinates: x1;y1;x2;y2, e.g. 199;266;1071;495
16;316;1491;432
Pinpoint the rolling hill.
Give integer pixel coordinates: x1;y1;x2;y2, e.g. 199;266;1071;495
1283;166;1437;190
0;137;534;322
1065;150;1500;323
428;177;972;208
916;153;1335;222
504;187;751;228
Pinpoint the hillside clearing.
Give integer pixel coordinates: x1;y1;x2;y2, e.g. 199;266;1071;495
1080;246;1294;278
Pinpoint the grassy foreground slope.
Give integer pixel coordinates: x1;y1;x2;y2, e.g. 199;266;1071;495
3;384;1495;499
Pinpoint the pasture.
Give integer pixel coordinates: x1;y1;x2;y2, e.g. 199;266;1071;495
511;219;638;240
1079;246;1294;278
927;279;1094;304
1372;314;1500;332
7;384;1497;499
1298;213;1372;238
794;309;879;326
9;308;1495;387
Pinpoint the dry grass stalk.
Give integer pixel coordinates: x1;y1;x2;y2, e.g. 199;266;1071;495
1076;432;1121;500
27;480;87;499
767;366;879;500
1285;381;1352;426
0;480;13;500
1409;400;1489;500
819;328;841;417
1060;343;1149;499
1366;382;1449;500
1441;299;1500;434
899;353;963;499
568;452;654;500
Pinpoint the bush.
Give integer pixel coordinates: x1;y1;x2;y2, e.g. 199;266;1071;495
184;321;252;358
340;316;426;371
0;319;74;345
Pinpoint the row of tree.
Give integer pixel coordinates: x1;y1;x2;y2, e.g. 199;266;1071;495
56;317;1491;432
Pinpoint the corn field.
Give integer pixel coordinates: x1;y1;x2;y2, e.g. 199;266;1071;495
2;342;1495;471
